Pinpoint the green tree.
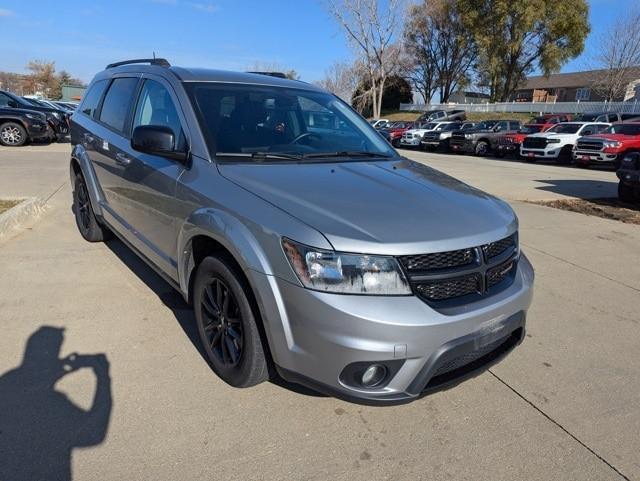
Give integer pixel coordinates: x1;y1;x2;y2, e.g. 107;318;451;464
51;70;72;100
458;0;590;102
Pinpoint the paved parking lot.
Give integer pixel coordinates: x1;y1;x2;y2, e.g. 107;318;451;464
1;144;639;481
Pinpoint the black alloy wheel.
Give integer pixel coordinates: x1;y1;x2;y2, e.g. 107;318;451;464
201;278;244;367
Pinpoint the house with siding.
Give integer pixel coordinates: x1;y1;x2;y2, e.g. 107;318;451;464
513;68;640;103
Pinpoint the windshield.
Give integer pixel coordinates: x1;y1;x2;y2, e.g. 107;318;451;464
547;123;581;134
188;83;395;159
418;122;437;130
520;125;544;134
440;123;461;132
473;120;498;130
23;98;43;107
578;113;599;122
607;123;640;135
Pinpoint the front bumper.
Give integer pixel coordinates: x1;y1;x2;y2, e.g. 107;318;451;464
574;150;618;164
520;147;561;159
400;140;422;147
250;253;534;404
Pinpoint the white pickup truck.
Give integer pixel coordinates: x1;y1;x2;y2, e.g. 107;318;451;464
400;121;459;148
520;122;610;164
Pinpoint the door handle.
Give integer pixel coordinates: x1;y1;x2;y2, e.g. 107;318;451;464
115;152;132;166
83;133;95;144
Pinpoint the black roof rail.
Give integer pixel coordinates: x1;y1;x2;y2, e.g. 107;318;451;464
247;71;288;79
106;58;171;69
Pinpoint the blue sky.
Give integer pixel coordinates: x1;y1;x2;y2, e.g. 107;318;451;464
0;0;635;84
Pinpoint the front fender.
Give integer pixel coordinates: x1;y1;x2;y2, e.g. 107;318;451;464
70;144;104;217
176;207;281;299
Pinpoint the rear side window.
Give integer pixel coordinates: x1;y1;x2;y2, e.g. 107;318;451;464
79;80;108;118
99;78;139;134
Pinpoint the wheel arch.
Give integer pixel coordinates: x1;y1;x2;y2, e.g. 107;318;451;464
70;144;105;217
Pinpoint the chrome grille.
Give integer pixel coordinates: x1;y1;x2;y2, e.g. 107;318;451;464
522;137;548;149
576;139;604;151
400;248;476;272
450;133;466;144
415;274;481;301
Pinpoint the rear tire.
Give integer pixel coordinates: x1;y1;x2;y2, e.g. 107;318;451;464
0;122;27;147
194;256;269;388
73;173;111;242
618;182;636;203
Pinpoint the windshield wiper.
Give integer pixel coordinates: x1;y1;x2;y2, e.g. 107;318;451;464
216;152;303;161
302;151;392;159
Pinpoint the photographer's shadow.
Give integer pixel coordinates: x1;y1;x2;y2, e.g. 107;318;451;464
0;326;112;481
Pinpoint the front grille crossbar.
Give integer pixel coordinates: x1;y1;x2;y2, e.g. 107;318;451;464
399;233;518;306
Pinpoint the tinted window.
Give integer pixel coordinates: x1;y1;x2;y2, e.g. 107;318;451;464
608;123;640;135
80;80;108;118
133;79;185;149
607;114;619;122
0;92;14;107
99;78;139;134
188;83;394;157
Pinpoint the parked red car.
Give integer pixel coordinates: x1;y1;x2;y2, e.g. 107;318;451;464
379;121;416;147
529;113;573;130
573;122;640;169
494;124;547;158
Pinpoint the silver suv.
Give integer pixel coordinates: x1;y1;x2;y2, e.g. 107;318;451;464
70;59;534;404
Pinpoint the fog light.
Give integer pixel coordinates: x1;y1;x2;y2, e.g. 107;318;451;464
361;364;387;387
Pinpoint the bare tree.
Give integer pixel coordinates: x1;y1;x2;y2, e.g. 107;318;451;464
25;60;57;96
326;0;404;118
403;0;476;104
591;8;640;101
315;61;363;102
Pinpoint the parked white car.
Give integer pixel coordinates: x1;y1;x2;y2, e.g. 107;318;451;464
400;121;459;148
520;122;610;163
368;118;389;129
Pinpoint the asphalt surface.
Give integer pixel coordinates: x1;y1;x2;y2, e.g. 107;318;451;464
0;144;638;481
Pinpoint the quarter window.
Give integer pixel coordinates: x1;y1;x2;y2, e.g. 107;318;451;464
0;93;14;107
80;79;108;118
99;78;139;134
132;79;185;149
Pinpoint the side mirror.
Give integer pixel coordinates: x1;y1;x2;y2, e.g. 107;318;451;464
7;100;18;108
131;125;188;162
494;126;502;132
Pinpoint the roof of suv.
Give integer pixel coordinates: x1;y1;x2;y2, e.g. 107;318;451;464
98;61;322;92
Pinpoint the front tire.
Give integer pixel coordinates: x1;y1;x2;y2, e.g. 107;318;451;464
73;173;111;242
618;182;636;203
194;256;269;388
0;122;27;147
557;145;573;165
475;140;489;156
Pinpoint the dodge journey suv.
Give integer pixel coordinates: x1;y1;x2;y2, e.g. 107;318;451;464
70;59;534;404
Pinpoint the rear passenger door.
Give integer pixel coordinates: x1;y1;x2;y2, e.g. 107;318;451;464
113;76;189;276
90;76;140;225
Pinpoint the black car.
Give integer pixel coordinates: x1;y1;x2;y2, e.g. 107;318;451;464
0;90;69;141
0;106;49;146
617;152;640;203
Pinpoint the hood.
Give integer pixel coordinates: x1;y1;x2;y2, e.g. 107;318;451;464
530;131;575;140
0;106;46;119
218;159;517;255
587;133;631;141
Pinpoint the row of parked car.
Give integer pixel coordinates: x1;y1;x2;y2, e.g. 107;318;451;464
373;111;640;170
0;89;77;147
372;110;640;203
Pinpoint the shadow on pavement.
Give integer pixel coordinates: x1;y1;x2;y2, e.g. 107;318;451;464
0;327;112;481
104;238;326;399
534;178;618;200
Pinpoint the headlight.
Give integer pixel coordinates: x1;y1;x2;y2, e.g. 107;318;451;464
603;141;622;149
464;133;473;139
51;112;61;120
282;238;411;295
547;138;561;144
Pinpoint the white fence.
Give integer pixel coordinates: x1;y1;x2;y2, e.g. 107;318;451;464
399;101;640;115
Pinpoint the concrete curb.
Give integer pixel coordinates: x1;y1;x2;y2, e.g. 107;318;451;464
0;197;46;241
